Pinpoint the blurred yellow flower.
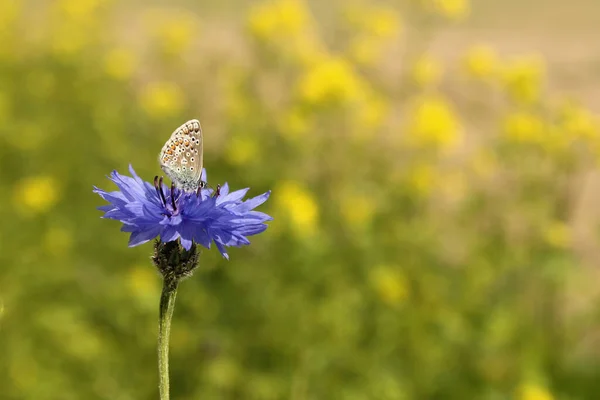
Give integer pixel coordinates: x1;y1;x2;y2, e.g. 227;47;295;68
14;176;60;216
127;265;160;310
248;0;310;41
406;95;462;150
274;181;319;236
463;45;498;79
51;0;107;56
501;56;545;104
339;193;376;229
345;5;401;66
370;266;409;306
139;81;185;119
348;35;383;67
517;383;554;400
559;101;599;142
104;48;137;80
248;0;325;65
143;10;197;57
432;0;470;20
345;5;402;39
298;57;365;105
226;135;260;166
503;112;545;144
58;0;103;22
278;109;311;140
412;54;443;87
0;0;20;37
44;227;74;257
543;221;571;249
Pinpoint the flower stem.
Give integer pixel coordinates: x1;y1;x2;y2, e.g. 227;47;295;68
158;278;178;400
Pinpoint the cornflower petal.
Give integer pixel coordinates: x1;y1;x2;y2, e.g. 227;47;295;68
95;166;272;259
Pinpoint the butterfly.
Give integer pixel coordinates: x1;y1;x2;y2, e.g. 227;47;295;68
158;119;206;192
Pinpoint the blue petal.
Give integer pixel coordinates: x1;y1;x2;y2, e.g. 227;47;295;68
128;226;162;247
180;236;193;250
214;241;229;260
232;191;271;213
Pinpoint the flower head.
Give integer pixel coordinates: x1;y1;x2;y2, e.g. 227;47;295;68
93;165;272;259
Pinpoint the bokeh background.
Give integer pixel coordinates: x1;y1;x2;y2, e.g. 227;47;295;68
2;0;600;398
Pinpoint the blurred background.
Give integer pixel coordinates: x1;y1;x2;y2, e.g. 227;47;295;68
2;0;600;399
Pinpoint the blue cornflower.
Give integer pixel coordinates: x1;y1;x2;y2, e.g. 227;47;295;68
93;165;272;259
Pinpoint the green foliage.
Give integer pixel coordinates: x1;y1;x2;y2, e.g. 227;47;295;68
1;0;600;399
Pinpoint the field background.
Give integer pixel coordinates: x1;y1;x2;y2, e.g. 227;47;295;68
2;0;600;399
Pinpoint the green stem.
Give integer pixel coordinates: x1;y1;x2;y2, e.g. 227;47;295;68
158;278;178;400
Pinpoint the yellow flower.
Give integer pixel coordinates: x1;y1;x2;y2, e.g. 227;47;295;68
139;81;185;119
543;221;571;249
348;35;383;66
14;176;60;216
274;181;319;237
248;0;325;65
517;383;554;400
432;0;470;20
345;5;402;39
104;48;137;80
0;0;20;38
412;54;443;87
144;11;197;57
503;112;545;144
44;227;74;257
298;57;365;106
558;101;599;142
58;0;103;22
278;108;311;140
406;95;462;150
248;0;310;41
369;266;409;306
463;45;498;79
339;193;376;229
51;0;107;56
345;5;401;66
226;135;260;166
501;56;545;104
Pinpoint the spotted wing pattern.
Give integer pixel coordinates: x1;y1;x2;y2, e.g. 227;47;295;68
159;119;203;192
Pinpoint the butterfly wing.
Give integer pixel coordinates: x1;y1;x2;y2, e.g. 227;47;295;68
159;119;204;191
